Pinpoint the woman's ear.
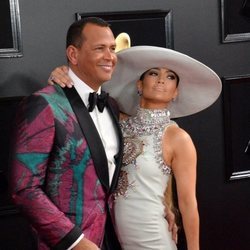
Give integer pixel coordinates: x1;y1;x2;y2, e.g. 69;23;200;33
136;79;142;92
173;87;179;100
66;45;78;65
136;80;143;96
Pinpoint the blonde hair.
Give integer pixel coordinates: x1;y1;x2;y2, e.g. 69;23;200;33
164;174;174;210
164;175;181;227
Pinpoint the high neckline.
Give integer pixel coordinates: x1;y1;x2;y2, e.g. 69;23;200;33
133;106;171;125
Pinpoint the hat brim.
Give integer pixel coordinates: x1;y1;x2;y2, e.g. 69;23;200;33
103;46;222;118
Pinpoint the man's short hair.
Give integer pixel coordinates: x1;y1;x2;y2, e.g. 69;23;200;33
66;17;110;48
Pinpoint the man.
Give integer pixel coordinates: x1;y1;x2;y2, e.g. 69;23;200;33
10;17;123;250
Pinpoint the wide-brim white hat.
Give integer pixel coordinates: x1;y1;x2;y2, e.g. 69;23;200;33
102;46;222;118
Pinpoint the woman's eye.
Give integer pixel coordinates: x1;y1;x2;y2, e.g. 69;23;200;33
149;71;158;76
167;74;176;80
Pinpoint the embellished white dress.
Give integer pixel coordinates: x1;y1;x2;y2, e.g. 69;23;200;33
114;107;178;250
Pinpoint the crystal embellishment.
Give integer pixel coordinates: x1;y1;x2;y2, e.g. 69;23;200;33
120;106;173;175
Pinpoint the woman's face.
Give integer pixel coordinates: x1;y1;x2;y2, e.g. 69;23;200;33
137;67;179;109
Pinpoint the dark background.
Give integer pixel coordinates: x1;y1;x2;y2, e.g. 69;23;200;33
77;10;171;48
222;76;250;178
224;0;250;34
0;0;13;48
0;0;250;249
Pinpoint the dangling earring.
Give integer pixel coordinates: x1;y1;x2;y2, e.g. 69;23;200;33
172;97;176;102
137;90;142;96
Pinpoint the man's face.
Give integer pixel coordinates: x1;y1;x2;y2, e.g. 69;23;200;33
68;23;117;90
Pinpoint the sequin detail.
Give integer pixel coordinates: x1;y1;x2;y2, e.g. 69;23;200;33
113;170;136;199
121;107;173;176
122;137;144;166
114;107;173;199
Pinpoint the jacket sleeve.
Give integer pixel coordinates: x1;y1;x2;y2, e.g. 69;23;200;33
9;94;82;249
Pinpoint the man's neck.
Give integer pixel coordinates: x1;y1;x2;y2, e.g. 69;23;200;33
69;67;101;91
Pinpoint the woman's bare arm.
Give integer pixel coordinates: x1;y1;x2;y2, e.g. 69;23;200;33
163;126;199;250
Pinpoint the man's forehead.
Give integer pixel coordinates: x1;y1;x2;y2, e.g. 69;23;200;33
82;27;115;46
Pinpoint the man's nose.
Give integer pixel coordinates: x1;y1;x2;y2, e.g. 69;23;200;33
104;49;114;60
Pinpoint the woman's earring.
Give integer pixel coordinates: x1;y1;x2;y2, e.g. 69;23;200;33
137;90;142;96
172;97;176;102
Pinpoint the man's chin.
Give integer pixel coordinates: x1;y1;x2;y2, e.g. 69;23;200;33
102;75;113;82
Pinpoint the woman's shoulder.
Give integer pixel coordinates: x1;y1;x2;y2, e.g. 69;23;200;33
164;122;192;144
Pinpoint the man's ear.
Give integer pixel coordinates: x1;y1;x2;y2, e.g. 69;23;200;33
66;45;78;65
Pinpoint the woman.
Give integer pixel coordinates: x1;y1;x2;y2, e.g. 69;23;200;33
48;46;222;250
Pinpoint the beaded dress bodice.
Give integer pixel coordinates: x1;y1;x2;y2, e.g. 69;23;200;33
121;106;171;135
114;107;176;199
114;107;177;250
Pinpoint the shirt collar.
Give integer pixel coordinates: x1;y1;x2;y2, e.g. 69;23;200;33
68;68;101;105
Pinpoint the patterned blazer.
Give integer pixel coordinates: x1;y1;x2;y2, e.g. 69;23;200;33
10;85;123;250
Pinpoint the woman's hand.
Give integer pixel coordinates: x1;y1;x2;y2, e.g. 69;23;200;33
165;206;178;244
48;65;73;88
72;238;100;250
